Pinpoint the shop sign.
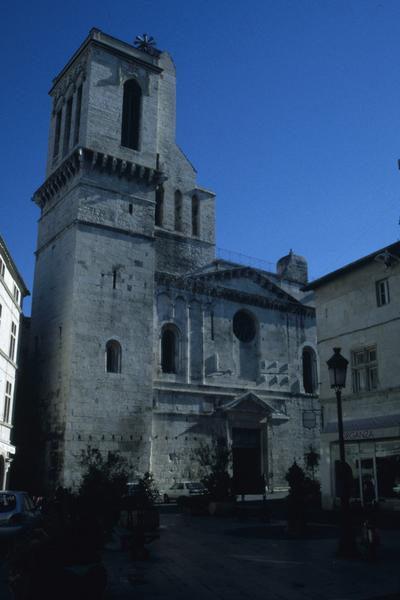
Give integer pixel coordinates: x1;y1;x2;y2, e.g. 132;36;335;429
344;430;374;440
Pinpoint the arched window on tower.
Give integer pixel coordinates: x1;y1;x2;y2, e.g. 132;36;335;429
174;190;183;232
191;195;200;236
106;340;122;373
161;325;179;373
155;185;164;227
302;347;317;393
121;79;142;150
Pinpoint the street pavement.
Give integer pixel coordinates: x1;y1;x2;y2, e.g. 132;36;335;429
0;506;398;599
104;507;400;600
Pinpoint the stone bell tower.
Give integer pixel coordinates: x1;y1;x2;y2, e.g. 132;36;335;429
29;29;188;492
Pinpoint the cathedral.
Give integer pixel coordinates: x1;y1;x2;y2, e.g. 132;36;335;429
23;29;319;494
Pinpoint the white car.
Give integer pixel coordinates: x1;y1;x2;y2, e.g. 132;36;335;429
162;482;207;503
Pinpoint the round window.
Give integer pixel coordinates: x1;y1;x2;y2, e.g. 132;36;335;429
233;310;256;343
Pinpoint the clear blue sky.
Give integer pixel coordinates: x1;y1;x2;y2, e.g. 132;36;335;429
2;0;400;313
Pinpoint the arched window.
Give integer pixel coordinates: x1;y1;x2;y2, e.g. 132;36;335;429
155;185;164;227
233;310;257;343
191;195;200;236
121;79;142;150
232;310;258;380
302;347;317;393
161;326;179;373
174;190;183;232
106;340;122;373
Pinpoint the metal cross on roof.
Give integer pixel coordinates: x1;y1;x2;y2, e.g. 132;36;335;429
134;33;157;54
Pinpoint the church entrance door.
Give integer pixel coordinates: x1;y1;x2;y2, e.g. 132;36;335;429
232;428;263;494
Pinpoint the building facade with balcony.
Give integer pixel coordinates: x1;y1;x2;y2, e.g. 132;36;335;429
305;242;400;510
0;236;29;488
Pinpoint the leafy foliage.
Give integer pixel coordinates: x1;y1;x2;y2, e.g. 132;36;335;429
78;447;129;535
193;438;233;501
131;472;159;508
304;445;320;481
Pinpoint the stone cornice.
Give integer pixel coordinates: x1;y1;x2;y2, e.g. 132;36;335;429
0;347;18;370
0;237;29;297
155;228;214;248
153;381;302;400
155;271;315;316
33;147;166;209
189;265;303;307
0;277;24;313
50;28;162;94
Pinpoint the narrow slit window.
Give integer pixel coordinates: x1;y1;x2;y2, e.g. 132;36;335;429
376;279;390;307
161;327;179;373
191;195;200;236
63;96;73;156
112;270;117;289
106;340;122;373
155;186;164;226
302;347;317;393
121;79;142;150
53;109;62;158
174;190;183;232
74;84;82;145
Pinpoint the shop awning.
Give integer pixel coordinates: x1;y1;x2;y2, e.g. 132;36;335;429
323;413;400;434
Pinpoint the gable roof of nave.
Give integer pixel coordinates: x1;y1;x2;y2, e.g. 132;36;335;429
155;264;314;317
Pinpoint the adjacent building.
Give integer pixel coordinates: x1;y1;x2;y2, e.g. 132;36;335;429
305;242;400;510
0;236;29;488
25;29;319;495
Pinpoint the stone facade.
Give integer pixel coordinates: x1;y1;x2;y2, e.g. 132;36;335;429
0;236;29;488
305;242;400;509
26;29;319;494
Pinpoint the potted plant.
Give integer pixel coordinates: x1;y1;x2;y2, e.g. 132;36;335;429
193;438;235;516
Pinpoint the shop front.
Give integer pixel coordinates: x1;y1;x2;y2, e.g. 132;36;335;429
321;415;400;510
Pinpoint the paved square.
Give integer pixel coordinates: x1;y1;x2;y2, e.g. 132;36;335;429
105;510;400;599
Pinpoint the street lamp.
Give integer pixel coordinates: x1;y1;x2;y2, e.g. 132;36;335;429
326;347;358;558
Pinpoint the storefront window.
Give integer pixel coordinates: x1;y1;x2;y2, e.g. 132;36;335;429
332;443;360;499
376;440;400;499
331;438;400;502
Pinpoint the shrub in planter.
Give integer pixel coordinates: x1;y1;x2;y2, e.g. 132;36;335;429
285;461;308;536
192;438;235;515
79;447;128;539
120;472;160;532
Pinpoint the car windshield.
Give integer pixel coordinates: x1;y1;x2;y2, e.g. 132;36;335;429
186;483;204;491
0;494;16;513
171;483;184;490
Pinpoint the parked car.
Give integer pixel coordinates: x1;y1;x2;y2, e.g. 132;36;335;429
0;491;41;548
162;482;207;503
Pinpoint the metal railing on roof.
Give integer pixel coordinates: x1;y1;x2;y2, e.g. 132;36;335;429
216;247;275;273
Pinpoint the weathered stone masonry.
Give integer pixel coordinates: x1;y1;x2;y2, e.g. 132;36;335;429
25;29;319;494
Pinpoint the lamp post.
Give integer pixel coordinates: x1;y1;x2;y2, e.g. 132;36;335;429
326;347;358;558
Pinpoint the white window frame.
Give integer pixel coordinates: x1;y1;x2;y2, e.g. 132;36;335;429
9;322;17;362
351;346;378;393
376;278;390;307
13;284;20;306
3;381;12;423
0;258;4;278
